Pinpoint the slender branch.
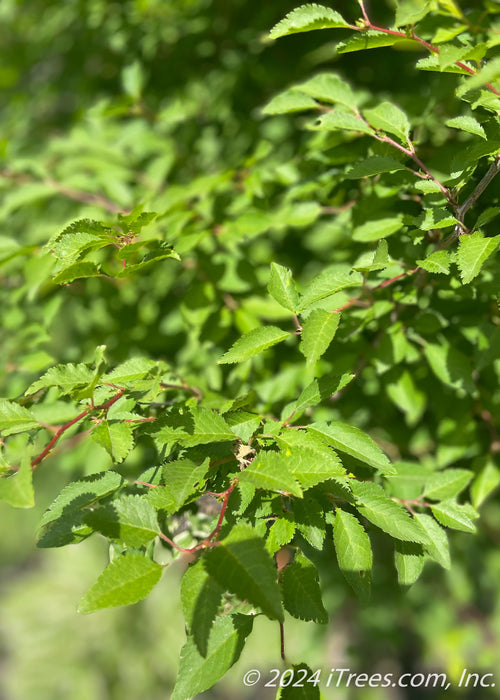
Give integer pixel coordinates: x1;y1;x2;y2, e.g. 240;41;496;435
456;155;500;224
30;389;124;469
160;381;203;401
333;268;419;314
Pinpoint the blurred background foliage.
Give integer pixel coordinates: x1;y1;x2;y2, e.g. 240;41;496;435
1;0;500;697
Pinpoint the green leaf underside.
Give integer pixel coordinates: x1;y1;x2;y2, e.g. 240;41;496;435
334;509;372;571
218;326;290;364
308;421;395;474
299;309;340;364
394;541;426;586
172;614;253;700
181;560;224;657
204;523;284;620
456;231;499;284
281;556;328;622
78;553;162;614
268;262;300;311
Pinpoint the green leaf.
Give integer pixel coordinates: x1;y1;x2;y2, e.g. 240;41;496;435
362;102;411;143
334;509;372;571
424;469;473;501
394;541;426;586
268;262;299;312
276;663;321;699
46;219;111;263
285;445;346;490
172;614;253;700
52;261;101;284
0;454;34;508
103;358;160;384
430;499;478;532
0;400;39;436
352;215;404;242
350;481;430;543
416;250;451;274
299;309;340;365
269;4;350;39
280;555;328;623
218;326;290;364
85;494;160;547
456;57;500;96
308;421;395;474
345;156;407;179
294;73;358;110
146;458;210;512
445;116;486;139
395;1;432;26
262;90;318;115
238;450;303;498
417;55;470;75
471;460;500;508
181;560;224;656
386;370;426;426
286;373;355;416
91;421;135;462
122;61;144;100
312;110;374;135
456;231;500;284
77;552;162;613
424;342;474;393
204;523;284;620
185;408;235;446
265;517;296;555
337;30;409;54
297;266;362;312
25;363;94;396
414;513;451;569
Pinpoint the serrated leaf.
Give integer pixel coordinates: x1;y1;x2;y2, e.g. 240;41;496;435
46;219;111;262
294;73;358;110
350;481;430;543
52;261;101;284
238;451;303;498
424;469;473;501
334;509;372;571
262;90;318;115
268;262;299;312
181;560;224;656
172;614;253;700
416;250;451;274
280;555;327;623
299;309;340;364
185;408;235;446
269;4;350;39
352;215;404;242
471;460;500;508
456;231;500;284
146;458;210;512
395;1;431;27
0;454;34;508
337;30;408;54
266;518;296;555
346;156;407;179
456;57;500;96
286;445;346;490
430;499;478;532
394;541;426;585
103;358;159;384
308;421;395;474
288;373;355;415
204;523;284;620
417;55;469;74
0;400;39;436
363;101;410;143
297;266;362;312
218;326;290;364
414;513;451;569
276;663;321;700
312;110;374;135
25;363;94;396
91;421;135;462
77;552;162;613
85;494;160;546
446;115;486;139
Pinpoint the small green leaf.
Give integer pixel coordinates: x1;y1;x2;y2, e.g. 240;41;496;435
345;156;407;179
91;421;135;463
262;90;318;115
52;261;101;284
312;110;374;135
395;1;432;27
269;4;350;40
280;555;328;623
471;460;500;508
181;560;224;656
146;458;210;512
297;266;362;312
414;513;451;569
85;494;160;547
456;231;499;284
363;101;411;143
25;363;94;397
238;451;303;498
172;614;253;700
0;454;34;508
266;518;296;555
294;73;358;110
299;309;340;364
352;215;404;242
334;509;372;571
308;421;395;474
268;262;299;312
430;499;478;532
338;30;408;54
204;523;284;620
416;250;451;274
424;469;473;501
78;552;162;613
394;541;426;586
218;326;290;364
103;358;160;384
446;115;486;139
0;400;39;436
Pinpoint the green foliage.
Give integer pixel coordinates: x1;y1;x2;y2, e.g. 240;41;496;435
1;0;500;696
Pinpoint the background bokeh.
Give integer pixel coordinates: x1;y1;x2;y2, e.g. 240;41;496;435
1;0;499;698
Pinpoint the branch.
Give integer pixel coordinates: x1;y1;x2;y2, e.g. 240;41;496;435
456;155;500;224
